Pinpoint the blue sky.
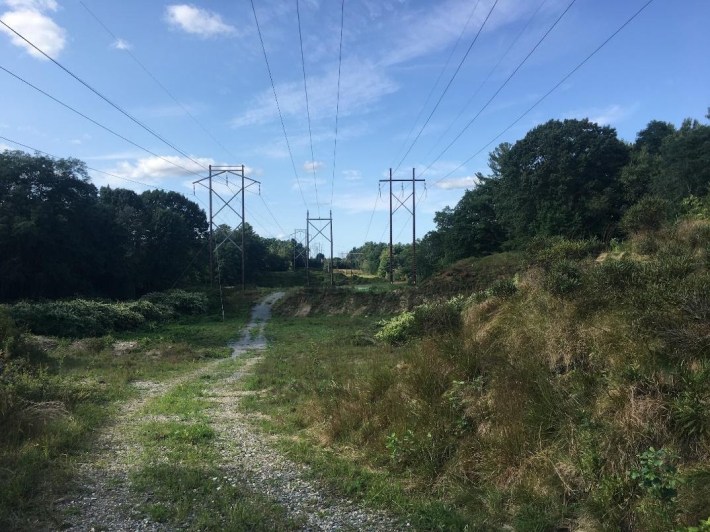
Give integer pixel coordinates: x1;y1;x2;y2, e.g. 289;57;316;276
1;0;708;256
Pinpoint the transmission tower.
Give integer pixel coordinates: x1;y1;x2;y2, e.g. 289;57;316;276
291;228;307;271
306;210;334;287
379;168;425;284
193;165;260;292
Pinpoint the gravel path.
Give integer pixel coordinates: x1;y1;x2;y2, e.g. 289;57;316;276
56;292;405;531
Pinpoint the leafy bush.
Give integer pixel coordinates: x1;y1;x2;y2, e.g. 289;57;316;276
9;289;208;338
543;260;582;296
526;236;605;268
486;278;517;298
376;296;468;345
375;311;415;345
140;289;208;315
621;195;671;233
631;447;680;501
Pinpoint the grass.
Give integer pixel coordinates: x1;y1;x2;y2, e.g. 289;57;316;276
238;224;710;530
0;288;259;530
239;313;473;528
131;358;299;530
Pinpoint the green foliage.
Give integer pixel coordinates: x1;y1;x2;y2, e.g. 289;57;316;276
526;236;605;267
485;278;517;298
9;289;208;338
630;447;680;501
621;195;672;234
543;260;582;296
375;295;467;345
140;289;208;315
492;118;630;242
375;311;415;345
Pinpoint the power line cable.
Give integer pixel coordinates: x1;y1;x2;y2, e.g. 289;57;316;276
329;0;345;208
259;193;288;235
362;187;381;242
421;0;549;162
0;134;213;216
0;64;205;179
434;0;657;185
0;19;209;171
249;0;309;210
296;0;320;215
421;0;577;178
78;0;240;162
392;0;500;174
390;0;481;169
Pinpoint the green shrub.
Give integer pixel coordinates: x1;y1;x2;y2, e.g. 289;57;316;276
486;278;517;298
526;236;605;267
621;196;671;233
8;289;207;338
375;311;416;345
589;258;645;295
630;447;680;502
543;260;582;296
140;289;207;315
376;296;468;345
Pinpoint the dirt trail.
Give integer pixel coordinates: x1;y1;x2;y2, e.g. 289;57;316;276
57;292;403;531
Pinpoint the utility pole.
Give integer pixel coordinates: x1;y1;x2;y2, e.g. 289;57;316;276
379;168;425;285
306;210;334;287
193;165;260;293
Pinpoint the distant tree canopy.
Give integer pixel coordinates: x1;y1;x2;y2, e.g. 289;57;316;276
0;150;298;301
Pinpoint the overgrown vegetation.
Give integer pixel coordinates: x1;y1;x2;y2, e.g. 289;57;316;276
0;288;255;529
243;211;710;529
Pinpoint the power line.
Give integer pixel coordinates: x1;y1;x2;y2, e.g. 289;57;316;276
296;0;320;215
330;0;345;208
421;0;549;162
0;133;214;215
78;0;239;162
421;0;577;178
434;0;658;185
362;188;380;242
0;64;205;179
390;0;481;169
0;19;209;171
259;193;287;236
392;0;500;174
249;0;309;210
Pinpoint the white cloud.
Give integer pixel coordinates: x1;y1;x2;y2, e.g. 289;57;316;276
0;7;65;58
108;155;215;182
231;58;397;127
332;191;388;214
434;175;480;190
4;0;57;10
303;160;323;173
565;104;638;127
165;4;236;38
380;0;554;67
342;169;362;181
112;38;131;50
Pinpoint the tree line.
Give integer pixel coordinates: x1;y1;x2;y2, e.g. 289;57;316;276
0;151;304;301
349;110;710;281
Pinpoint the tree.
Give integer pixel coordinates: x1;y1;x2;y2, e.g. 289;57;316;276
653;118;710;200
635;120;676;155
491;119;630;243
432;178;504;262
0;151;120;299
